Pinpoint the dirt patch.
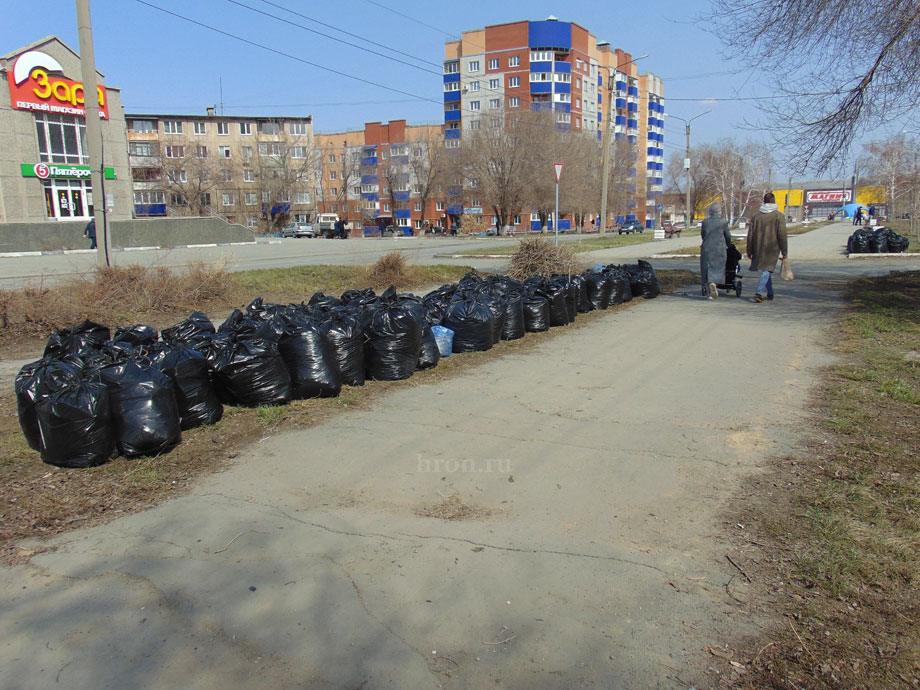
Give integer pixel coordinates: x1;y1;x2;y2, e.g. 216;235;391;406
707;271;920;688
415;494;491;521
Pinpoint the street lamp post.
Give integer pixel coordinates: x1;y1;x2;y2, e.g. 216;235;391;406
599;54;647;236
664;111;710;229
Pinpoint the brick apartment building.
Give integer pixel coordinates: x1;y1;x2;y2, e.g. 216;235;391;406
125;109;315;231
443;18;664;229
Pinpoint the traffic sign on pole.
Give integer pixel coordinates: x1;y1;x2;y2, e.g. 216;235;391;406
554;162;564;184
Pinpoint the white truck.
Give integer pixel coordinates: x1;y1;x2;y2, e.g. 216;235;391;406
316;213;341;239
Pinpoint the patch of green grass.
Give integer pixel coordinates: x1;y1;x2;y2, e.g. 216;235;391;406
256;405;285;426
458;231;680;256
879;378;920;405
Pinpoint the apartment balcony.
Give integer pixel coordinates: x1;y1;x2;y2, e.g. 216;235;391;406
361;156;378;167
445;110;462;122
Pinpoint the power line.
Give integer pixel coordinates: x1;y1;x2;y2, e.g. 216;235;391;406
125;99;421;110
226;0;441;76
362;0;457;38
135;0;441;105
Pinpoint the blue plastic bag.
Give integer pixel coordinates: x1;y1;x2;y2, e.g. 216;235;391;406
431;325;454;358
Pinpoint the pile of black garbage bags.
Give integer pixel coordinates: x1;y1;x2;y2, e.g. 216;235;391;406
16;261;660;469
847;226;910;254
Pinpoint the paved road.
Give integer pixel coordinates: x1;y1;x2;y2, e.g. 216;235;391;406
0;219;916;689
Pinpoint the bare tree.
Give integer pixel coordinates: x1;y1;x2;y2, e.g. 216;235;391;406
696;140;772;224
863;135;920;220
667;149;715;224
162;146;226;217
707;0;920;171
250;121;315;232
406;127;447;229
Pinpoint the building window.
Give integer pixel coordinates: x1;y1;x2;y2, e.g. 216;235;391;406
245;192;258;205
215;122;228;135
445;140;460;149
555;93;571;103
259;142;283;156
509;55;520;67
129;142;155;156
468;81;480;92
468;60;480;72
509;76;520;88
576;97;581;108
196;145;208;158
330;170;337;180
295;191;311;204
330;187;338;196
221;193;235;207
165;145;185;158
193;121;206;135
240;122;252;135
262;191;271;202
169;192;186;206
289;122;308;135
444;61;459;74
553;73;571;83
576;77;581;89
220;170;232;182
241;146;253;162
327;153;335;163
383;202;392;212
469;119;480;130
243;169;255;182
361;184;377;193
489;98;500;109
489;78;500;90
488;58;499;70
557;113;571;123
530;51;552;62
163;120;183;134
414;202;422;211
218;146;231;158
291;146;308;158
469;100;481;111
130;119;154;133
200;193;212;207
247;216;258;227
576;117;581;128
352;185;361;195
444;82;460;92
259;121;281;135
509;97;520;108
134;190;166;204
35;113;88;165
167;170;187;184
436;201;445;211
575;58;584;70
415;219;422;229
530;72;551;82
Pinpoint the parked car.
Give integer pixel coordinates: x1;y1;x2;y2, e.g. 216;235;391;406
281;222;316;238
617;219;644;235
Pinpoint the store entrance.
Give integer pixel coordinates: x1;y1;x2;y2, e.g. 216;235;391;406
42;179;93;220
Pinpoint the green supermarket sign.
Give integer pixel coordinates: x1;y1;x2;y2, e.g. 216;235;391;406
21;163;116;180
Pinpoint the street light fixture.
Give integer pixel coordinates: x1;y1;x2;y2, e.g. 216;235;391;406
599;54;648;236
664;110;710;229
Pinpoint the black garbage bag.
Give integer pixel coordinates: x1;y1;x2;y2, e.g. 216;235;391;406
99;359;182;457
319;309;366;386
523;296;551;332
626;260;660;298
35;379;114;468
444;300;494;352
501;291;526;340
278;320;342;399
362;301;424;380
208;334;293;407
308;291;342;311
43;320;111;359
478;293;507;344
888;231;910;253
871;228;889;253
417;326;441;370
573;274;593;312
605;266;634;305
219;309;285;340
584;272;613;310
113;324;159;347
147;343;223;429
341;287;377;307
554;277;578;322
847;229;872;254
161;311;215;346
15;356;84;451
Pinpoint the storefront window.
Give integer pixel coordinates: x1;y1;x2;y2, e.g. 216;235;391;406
34;113;88;165
42;179;93;220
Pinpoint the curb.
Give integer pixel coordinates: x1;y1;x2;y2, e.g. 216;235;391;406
847;253;920;259
434;254;509;259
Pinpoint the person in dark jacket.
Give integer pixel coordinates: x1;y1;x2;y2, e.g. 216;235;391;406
746;192;788;303
699;202;733;299
83;218;97;249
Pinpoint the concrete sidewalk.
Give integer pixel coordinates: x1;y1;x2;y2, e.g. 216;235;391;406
1;276;839;689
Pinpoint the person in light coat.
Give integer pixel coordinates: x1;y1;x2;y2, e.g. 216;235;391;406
699;202;732;299
746;192;788;302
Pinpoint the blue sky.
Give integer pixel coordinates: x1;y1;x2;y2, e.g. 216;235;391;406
2;0;893;176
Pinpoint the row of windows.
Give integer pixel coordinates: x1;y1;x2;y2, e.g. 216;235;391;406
131;119;309;136
529;72;571;83
447;54;523;75
467;97;521;111
146;143;310;159
135;190;311;206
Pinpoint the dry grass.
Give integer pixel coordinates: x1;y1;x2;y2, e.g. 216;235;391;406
506;238;581;280
366;251;410;288
0;269;693;562
716;271;920;689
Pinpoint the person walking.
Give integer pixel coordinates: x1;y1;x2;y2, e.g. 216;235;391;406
853;207;862;225
83;217;97;250
699;202;732;300
746;192;787;303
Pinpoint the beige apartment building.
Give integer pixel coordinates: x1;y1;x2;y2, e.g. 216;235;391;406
125;110;315;230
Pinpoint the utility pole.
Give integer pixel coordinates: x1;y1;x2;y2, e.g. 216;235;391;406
76;0;110;267
599;54;647;236
665;110;710;228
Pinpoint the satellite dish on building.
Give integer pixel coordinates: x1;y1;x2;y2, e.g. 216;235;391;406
547;14;558;21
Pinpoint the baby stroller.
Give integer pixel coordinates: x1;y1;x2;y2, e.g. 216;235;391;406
702;241;743;297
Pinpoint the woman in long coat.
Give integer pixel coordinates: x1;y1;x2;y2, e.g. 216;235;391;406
700;202;732;299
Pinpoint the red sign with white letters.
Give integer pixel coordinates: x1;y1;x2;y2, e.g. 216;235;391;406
7;50;109;119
